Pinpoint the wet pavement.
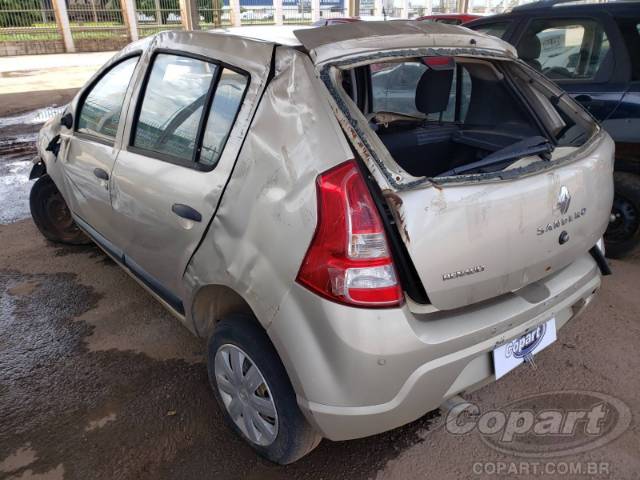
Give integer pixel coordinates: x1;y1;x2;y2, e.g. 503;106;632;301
0;107;63;224
1;100;639;479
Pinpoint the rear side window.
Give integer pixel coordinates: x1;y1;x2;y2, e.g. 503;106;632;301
370;59;506;127
472;22;510;39
133;54;217;163
132;53;248;170
517;19;610;81
200;70;248;168
77;56;138;141
508;63;596;147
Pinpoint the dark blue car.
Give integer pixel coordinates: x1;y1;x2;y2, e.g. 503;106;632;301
466;0;640;258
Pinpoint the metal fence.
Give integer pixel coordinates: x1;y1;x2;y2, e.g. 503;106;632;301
66;0;128;41
2;0;543;52
0;0;61;41
135;0;183;37
198;0;230;29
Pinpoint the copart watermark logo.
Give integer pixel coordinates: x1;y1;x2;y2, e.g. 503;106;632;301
445;391;631;458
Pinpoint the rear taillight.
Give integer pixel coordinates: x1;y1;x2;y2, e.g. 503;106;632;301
296;160;403;308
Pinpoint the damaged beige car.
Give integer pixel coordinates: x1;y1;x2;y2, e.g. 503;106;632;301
30;22;614;463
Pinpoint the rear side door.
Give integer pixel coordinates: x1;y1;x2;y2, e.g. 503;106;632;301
602;14;640;147
59;54;141;236
511;12;630;121
109;33;274;313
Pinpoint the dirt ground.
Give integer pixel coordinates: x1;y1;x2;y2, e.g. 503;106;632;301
1;81;639;480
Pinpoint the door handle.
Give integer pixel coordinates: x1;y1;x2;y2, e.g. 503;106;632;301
574;94;592;104
171;203;202;222
93;168;109;181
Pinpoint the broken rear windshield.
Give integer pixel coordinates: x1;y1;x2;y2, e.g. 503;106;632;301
340;56;595;179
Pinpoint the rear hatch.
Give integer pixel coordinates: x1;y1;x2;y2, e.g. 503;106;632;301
391;143;613;310
295;22;614;310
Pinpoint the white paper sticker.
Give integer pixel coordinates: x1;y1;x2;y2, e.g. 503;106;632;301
493;318;557;380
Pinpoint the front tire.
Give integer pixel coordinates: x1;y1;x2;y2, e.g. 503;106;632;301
29;175;90;245
207;314;321;464
605;172;640;259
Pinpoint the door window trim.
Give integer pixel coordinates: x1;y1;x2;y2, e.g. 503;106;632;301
127;48;251;172
74;51;142;147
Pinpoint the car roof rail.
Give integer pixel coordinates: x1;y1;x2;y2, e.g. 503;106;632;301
512;0;607;11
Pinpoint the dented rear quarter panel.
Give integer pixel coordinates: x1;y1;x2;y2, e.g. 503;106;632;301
185;46;352;338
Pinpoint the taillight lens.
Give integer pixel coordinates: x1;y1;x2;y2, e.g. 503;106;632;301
296;160;403;308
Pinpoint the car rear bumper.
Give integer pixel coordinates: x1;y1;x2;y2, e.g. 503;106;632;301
268;253;601;441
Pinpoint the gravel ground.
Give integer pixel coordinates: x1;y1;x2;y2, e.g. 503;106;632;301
0;89;639;480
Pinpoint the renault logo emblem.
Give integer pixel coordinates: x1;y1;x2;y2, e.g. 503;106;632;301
557;186;571;215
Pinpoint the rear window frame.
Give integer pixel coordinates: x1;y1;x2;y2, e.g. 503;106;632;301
127;48;251;172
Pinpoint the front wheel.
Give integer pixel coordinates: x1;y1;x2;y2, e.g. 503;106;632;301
605;172;640;259
207;314;321;464
29;175;90;245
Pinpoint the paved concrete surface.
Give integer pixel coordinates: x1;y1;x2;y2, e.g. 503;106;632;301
0;83;639;479
0;52;113;97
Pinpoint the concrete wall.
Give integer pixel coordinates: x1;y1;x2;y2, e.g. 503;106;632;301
74;37;130;53
0;41;66;57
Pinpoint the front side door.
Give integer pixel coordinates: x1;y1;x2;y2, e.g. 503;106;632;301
59;55;140;236
512;13;629;122
109;33;274;312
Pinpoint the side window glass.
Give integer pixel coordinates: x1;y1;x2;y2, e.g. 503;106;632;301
371;62;428;115
370;60;471;122
517;19;610;80
199;69;248;168
473;22;510;39
133;54;218;162
77;56;138;141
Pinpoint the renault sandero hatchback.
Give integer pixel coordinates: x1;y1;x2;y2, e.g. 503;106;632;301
30;22;613;464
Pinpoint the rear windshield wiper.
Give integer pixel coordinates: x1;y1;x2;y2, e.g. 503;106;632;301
437;136;554;177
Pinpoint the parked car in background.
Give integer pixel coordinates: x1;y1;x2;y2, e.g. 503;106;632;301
466;0;640;258
30;22;612;464
311;16;360;26
416;13;480;24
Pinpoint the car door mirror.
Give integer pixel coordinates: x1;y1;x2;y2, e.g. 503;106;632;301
60;112;73;129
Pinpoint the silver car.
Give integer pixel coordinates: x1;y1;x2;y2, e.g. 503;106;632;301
30;22;614;464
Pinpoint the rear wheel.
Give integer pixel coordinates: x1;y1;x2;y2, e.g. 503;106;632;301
605;172;640;259
29;175;90;245
207;314;321;464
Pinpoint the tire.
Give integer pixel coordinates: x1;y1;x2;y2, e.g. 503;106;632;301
604;172;640;259
207;314;322;464
29;175;90;245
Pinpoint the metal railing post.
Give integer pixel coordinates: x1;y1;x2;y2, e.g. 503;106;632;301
401;0;409;18
374;0;383;16
121;0;139;42
311;0;320;22
179;0;200;30
52;0;75;52
274;0;283;25
347;0;359;17
229;0;241;27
